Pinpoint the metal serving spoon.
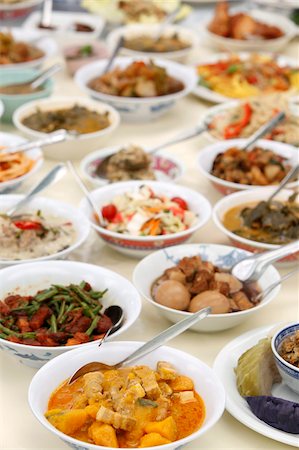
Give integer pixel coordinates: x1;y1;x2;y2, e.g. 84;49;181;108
68;306;211;383
102;36;124;75
6;164;66;218
240;111;285;151
0;64;62;93
67;161;105;226
267;164;299;204
4;130;67;154
153;5;181;42
40;0;53;29
232;240;299;282
98;305;124;348
253;266;299;304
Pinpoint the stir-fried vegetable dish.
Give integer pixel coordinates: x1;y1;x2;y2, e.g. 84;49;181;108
152;255;260;314
88;61;184;97
124;34;190;53
211;146;292;186
0;281;113;346
0;32;44;64
208;96;299;145
197;54;299;99
100;185;196;236
22;105;111;134
45;361;205;447
223;195;299;244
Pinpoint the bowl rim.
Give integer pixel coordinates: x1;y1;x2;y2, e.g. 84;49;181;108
203;9;298;44
74;56;197;104
197;138;299;191
271;322;299;373
80;144;185;185
106;23;199;59
12;95;121;140
132;242;281;319
212;187;297;250
80;180;212;242
0;194;91;265
28;340;226;450
0;261;142;351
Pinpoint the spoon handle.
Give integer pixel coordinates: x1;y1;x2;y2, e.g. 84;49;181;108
256;266;299;302
232;240;299;282
242;111;285;151
6;163;66;217
40;0;53;28
154;5;181;40
116;307;211;368
67;161;104;225
149;122;208;155
31;63;62;89
267;164;299;203
6;130;67;154
103;36;124;74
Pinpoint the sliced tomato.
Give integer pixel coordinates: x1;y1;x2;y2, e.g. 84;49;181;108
101;204;117;221
171;197;188;210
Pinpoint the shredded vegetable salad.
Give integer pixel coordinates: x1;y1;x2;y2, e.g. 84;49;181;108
100;185;197;236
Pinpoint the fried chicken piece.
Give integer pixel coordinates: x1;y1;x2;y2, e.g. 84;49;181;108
208;1;230;37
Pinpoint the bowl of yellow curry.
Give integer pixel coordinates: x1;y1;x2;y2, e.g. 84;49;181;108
29;341;225;449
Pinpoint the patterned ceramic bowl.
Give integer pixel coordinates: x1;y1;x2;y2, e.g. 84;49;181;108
272;323;299;394
80;145;184;186
29;341;225;450
79;180;212;258
213;187;299;265
133;243;281;332
197;139;299;196
0;261;141;368
75;56;197;122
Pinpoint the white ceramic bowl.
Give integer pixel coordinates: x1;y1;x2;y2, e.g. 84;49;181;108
0;194;90;266
0;99;4;119
197;139;299;195
0;131;43;193
28;340;225;449
80;145;184;186
203;10;297;53
193;52;299;104
13;96;121;160
23;11;105;45
213;187;299;264
271;322;299;394
0;0;43;20
0;28;57;71
75;56;197;122
0;261;141;368
107;24;199;63
80;180;212;258
133;243;281;332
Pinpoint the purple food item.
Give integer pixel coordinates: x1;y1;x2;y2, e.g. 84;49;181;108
245;396;299;434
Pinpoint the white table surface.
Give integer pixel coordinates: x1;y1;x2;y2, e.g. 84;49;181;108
0;13;299;450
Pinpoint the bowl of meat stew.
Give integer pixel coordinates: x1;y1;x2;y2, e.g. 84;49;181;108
75;56;197;122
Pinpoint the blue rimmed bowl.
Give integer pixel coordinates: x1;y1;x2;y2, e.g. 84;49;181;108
272;323;299;394
0;68;53;123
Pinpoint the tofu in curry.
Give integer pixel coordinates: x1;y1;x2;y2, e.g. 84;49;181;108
46;361;205;448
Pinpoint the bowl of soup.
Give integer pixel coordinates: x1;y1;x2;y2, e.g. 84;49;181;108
13;96;121;160
28;341;225;449
0;68;53;123
213;187;299;264
107;24;199;63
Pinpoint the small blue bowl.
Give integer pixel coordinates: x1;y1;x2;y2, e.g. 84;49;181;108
0;68;53;123
272;322;299;394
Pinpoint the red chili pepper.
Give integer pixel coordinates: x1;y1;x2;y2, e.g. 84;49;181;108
246;75;258;84
13;221;42;230
224;103;252;139
101;204;117;221
171;197;188;210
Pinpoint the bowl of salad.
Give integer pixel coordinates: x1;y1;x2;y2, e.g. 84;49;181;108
75;56;197;122
80;182;212;257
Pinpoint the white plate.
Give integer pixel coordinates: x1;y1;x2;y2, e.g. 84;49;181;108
254;0;299;10
213;324;299;447
193;52;299;103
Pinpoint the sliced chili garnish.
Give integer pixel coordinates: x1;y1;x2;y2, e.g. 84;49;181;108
13;220;42;231
224;103;252;139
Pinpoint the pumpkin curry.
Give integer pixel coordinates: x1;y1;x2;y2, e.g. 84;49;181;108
46;361;205;448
